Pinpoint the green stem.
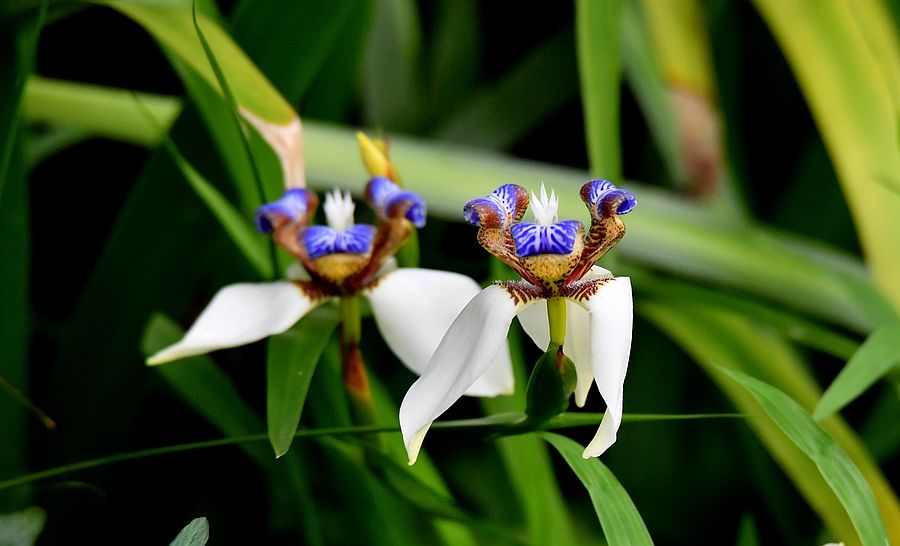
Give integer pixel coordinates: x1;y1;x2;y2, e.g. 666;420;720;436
547;297;567;346
338;295;378;443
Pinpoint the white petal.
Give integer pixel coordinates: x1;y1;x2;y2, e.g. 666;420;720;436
146;282;321;365
366;268;514;396
399;284;535;464
582;277;633;458
517;299;593;407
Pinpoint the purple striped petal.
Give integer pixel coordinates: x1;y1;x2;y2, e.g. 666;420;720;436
302;224;376;259
255;189;316;232
510;220;580;257
580;179;636;217
463;184;529;229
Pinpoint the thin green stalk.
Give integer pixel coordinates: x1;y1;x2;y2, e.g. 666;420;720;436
0;413;741;491
546;297;567;346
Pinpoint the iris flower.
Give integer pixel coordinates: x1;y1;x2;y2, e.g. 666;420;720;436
400;180;635;463
147;177;513;399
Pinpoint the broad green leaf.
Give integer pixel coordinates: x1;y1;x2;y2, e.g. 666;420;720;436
100;1;293;124
362;0;424;132
725;370;888;546
543;433;654;546
575;0;622;179
815;320;900;420
642;301;900;545
267;315;338;458
752;0;900;310
23;76;180;146
0;507;45;546
434;29;578;149
168;517;209;546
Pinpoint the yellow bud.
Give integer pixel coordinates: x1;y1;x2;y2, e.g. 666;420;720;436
356;132;390;178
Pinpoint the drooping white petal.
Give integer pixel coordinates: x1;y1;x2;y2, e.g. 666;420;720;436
581;277;633;458
146;282;322;365
399;284;536;464
365;268;514;396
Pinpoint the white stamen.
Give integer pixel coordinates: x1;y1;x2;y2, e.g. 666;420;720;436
530;182;559;226
323;189;356;232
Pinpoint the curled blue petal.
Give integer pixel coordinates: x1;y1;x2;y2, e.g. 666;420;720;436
366;176;427;227
366;176;398;209
580;179;636;216
255;189;315;232
510;220;580;257
386;191;427;228
302;224;376;259
463;184;529;228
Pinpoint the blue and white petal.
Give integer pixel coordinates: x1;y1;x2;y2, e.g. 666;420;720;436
400;284;534;464
146;282;323;365
463;184;529;228
302;224;376;258
256;189;315;232
365;176;427;227
365;268;513;396
582;277;633;458
510;220;580;257
580;179;636;217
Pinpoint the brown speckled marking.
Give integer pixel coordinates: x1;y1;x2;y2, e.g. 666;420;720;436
565;215;625;284
497;280;545;305
292;280;335;301
561;277;611;302
477;228;542;286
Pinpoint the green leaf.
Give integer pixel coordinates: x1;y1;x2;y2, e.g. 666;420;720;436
815;320;900;420
641;300;900;544
267;314;338;458
100;1;293;124
168;517;209;546
362;0;424;131
752;0;900;309
724;369;888;546
543;433;654;546
0;507;44;546
576;0;622;178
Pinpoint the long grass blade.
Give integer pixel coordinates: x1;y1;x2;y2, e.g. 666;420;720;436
725;370;889;546
575;0;622;179
544;433;654;546
815;320;900;420
752;0;900;310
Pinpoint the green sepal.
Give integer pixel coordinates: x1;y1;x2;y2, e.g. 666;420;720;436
524;343;577;426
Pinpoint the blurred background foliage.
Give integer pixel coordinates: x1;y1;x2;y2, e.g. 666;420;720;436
0;0;898;544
